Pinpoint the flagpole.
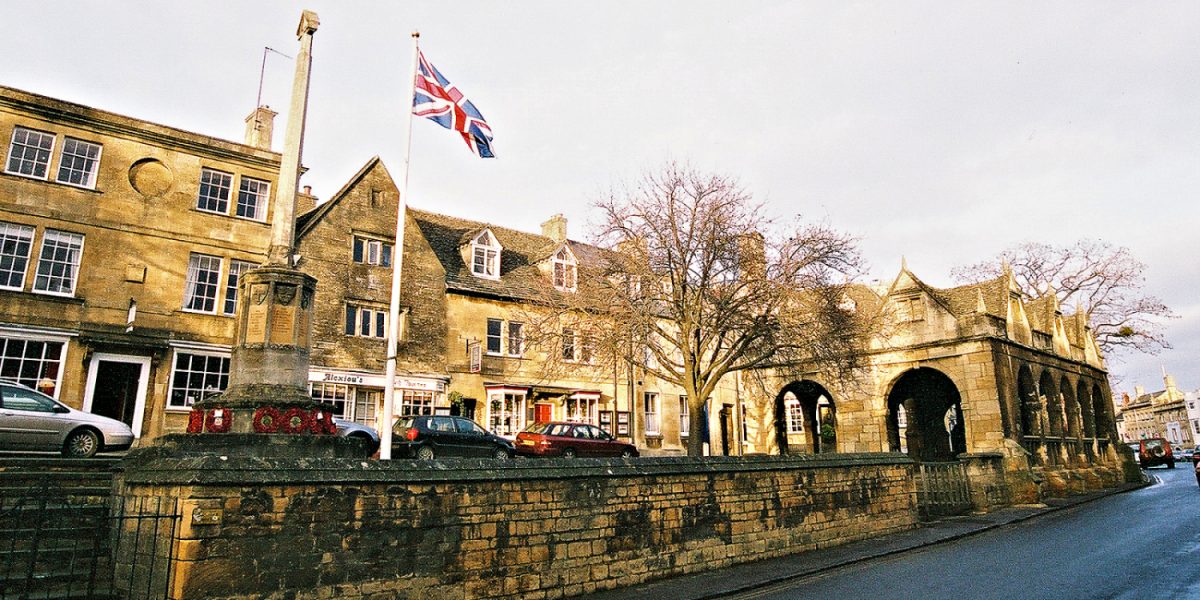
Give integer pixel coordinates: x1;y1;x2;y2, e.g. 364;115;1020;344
380;31;421;460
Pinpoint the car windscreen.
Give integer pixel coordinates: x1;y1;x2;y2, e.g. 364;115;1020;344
523;422;552;434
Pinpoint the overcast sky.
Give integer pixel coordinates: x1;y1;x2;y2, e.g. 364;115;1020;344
4;2;1197;395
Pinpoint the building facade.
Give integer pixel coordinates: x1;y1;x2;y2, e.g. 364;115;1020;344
1117;374;1195;449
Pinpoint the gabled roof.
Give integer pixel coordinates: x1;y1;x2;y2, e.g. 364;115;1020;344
937;274;1010;319
296;156;389;239
1025;295;1059;334
409;208;604;302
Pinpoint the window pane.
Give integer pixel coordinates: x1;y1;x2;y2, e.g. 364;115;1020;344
197;168;232;213
33;230;83;295
182;253;221;312
0;222;34;290
486;319;502;353
352;238;364;263
345;304;356;335
167;351;230;407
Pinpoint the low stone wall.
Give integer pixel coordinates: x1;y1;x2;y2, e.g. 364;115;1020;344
114;453;917;599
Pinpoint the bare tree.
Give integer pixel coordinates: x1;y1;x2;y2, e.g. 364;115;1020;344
521;165;870;456
951;240;1175;357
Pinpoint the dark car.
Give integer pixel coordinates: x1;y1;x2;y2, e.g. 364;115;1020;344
1137;437;1174;469
393;415;514;460
515;421;639;458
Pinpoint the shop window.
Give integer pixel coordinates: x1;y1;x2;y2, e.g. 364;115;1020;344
488;391;526;437
565;396;597;423
168;351;230;408
33;230;83;296
0;336;65;396
310;382;350;418
400;390;435;417
355;389;381;428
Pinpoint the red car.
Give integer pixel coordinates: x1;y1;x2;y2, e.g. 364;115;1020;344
515;421;639;458
1137;438;1175;469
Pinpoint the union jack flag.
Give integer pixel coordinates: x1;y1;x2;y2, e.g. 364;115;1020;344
412;49;495;158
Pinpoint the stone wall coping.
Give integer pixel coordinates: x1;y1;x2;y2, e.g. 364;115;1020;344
116;452;913;486
958;452;1006;459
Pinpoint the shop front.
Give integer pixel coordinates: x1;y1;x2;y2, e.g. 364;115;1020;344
308;369;447;430
484;384;605;438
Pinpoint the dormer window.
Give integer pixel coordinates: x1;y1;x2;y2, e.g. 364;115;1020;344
470;230;500;279
552;246;577;291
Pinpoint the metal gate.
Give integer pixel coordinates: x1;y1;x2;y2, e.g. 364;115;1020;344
0;479;179;600
914;461;972;520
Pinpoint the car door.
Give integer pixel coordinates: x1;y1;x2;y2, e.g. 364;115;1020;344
0;383;65;450
570;424;599;456
587;425;620;457
454;417;492;457
427;416;465;456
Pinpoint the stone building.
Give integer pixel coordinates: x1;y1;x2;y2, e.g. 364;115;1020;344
743;263;1127;499
1116;373;1194;449
0;85;286;442
293;157;741;453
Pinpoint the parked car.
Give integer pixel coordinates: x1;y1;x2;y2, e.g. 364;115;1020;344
392;415;514;460
515;421;639;458
1176;447;1195;463
335;419;380;455
1136;437;1174;469
1127;442;1140;464
0;381;134;457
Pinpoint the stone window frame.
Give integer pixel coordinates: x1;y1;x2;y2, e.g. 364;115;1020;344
552;246;577;292
4;126;55;180
55;137;103;189
167;349;230;409
0;221;35;291
182;253;223;314
352;235;393;267
643;391;660;436
344;302;387;339
469;230;501;280
33;229;84;297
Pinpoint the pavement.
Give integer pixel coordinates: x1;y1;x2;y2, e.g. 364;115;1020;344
581;478;1151;600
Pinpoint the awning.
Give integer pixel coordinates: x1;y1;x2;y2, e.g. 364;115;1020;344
484;384;531;396
568;390;602;401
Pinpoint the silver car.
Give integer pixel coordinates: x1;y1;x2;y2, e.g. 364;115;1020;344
335;419;380;456
0;381;134;457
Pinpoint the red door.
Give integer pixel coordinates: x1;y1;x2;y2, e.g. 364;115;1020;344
535;403;553;423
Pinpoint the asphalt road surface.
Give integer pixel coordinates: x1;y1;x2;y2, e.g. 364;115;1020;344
731;465;1200;600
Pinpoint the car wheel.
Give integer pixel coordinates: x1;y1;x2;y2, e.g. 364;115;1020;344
493;448;510;460
63;429;99;458
562;448;577;459
1168;460;1175;469
621;449;634;459
416;445;435;461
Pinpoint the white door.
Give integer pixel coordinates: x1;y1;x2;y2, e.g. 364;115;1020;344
83;353;151;438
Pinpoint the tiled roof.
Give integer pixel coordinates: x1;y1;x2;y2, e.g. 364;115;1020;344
1024;295;1058;334
934;275;1009;318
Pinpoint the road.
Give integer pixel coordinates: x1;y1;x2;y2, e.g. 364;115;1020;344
731;466;1200;600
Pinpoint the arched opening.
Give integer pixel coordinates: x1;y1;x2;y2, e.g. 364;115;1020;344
773;380;836;454
1061;376;1080;439
1091;383;1109;439
885;368;966;462
1077;381;1095;438
1017;365;1040;438
1039;371;1062;436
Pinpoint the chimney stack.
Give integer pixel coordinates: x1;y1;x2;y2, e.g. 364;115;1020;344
541;214;568;242
296;185;317;216
244;105;278;150
1134;385;1145;400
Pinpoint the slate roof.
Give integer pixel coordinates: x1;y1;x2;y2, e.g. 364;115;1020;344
408;207;608;303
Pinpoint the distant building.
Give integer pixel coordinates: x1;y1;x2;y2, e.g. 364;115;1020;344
1117;373;1194;449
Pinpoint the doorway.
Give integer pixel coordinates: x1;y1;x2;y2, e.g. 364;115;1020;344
83;353;151;438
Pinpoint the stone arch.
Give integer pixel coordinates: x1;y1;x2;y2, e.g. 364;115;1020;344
1039;370;1062;436
1017;364;1040;438
1091;382;1110;439
774;380;837;454
1077;380;1095;438
1061;376;1081;439
885;368;966;462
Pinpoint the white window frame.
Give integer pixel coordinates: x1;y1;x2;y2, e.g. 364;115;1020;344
344;303;387;338
552;246;577;292
5;126;55;180
32;229;84;297
0;222;35;291
470;230;501;280
785;397;804;433
487;389;528;437
196;168;233;215
235;176;270;222
352;236;393;267
486;318;503;355
223;259;254;316
0;334;68;397
643;391;660;436
679;395;690;437
166;349;231;410
182;253;223;313
310;382;351;419
400;389;435;417
55;137;103;189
